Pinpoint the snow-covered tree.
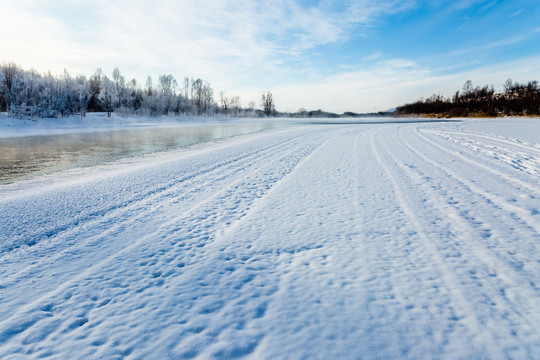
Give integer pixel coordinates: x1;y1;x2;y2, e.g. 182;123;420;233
98;76;118;117
191;78;215;115
1;63;21;116
0;68;4;113
219;91;230;113
0;61;231;118
230;95;241;114
75;75;91;118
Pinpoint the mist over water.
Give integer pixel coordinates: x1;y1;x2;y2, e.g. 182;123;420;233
0;122;285;184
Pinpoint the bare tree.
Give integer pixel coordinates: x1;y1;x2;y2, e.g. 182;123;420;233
219;91;230;113
462;80;473;97
230;95;241;113
261;91;275;116
503;78;513;94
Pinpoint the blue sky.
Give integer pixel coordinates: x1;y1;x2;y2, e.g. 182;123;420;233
1;0;539;112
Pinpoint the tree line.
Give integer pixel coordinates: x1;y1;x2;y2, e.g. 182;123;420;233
395;79;540;117
0;62;276;118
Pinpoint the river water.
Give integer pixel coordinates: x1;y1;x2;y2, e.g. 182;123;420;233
0;121;289;184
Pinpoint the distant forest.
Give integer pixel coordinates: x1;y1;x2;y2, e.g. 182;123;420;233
3;62;539;120
396;79;540;117
0;62;273;119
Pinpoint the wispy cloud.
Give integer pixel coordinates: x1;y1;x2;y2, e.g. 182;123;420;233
273;54;540;113
362;51;383;61
0;0;416;89
1;0;538;112
422;26;540;64
512;7;524;17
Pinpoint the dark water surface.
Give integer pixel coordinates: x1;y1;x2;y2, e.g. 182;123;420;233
0;122;287;184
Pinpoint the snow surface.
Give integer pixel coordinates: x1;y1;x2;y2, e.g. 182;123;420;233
1;118;540;359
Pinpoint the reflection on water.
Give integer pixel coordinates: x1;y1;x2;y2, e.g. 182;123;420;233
0;122;284;184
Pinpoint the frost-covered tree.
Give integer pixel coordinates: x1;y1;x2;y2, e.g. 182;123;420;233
0;68;5;113
112;67;129;110
248;101;256;111
0;61;239;118
126;78;143;112
88;69;103;112
1;62;20;115
191;78;215;115
218;92;241;115
0;68;5;112
219;91;230;113
145;76;153;96
75;75;91;118
98;76;117;117
230;95;241;112
158;74;178;115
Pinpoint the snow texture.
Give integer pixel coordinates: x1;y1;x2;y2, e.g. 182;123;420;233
1;118;540;359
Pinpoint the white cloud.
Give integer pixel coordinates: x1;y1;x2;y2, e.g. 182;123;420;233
362;51;383;61
512;8;524;17
272;54;540;113
0;1;413;84
2;0;538;113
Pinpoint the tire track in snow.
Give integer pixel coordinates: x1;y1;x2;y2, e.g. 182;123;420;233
359;127;485;356
61;128;333;359
0;131;315;289
398;126;540;254
437;130;540;155
352;129;411;326
369;127;501;359
397;127;540;258
392;127;540;355
169;127;370;358
179;127;351;358
417;128;540;196
424;130;540;178
2;129;318;292
411;128;540;233
0;130;314;254
0;128;329;354
351;128;431;356
213;127;345;242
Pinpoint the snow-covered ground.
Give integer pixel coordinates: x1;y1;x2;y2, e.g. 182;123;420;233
0;118;539;359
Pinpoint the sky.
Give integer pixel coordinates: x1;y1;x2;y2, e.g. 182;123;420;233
1;0;540;113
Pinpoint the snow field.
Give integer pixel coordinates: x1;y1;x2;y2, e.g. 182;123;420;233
0;119;539;359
